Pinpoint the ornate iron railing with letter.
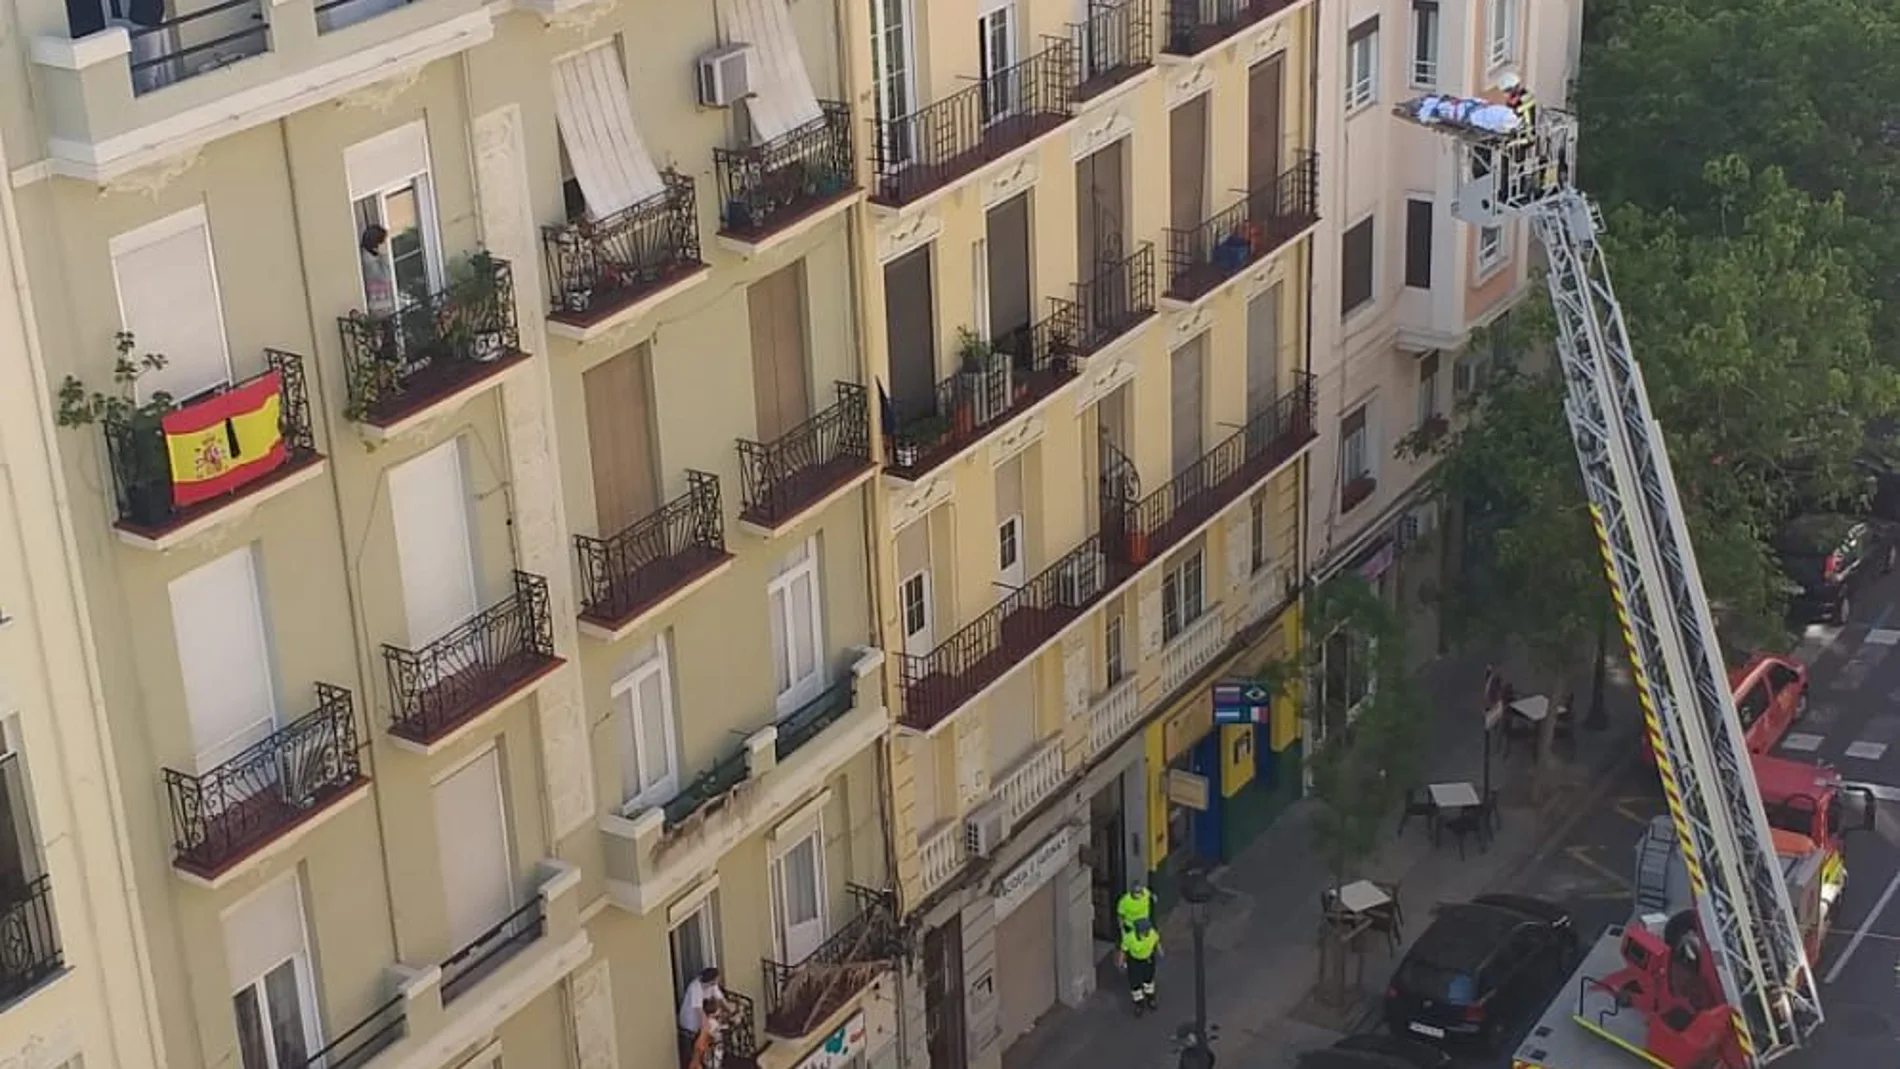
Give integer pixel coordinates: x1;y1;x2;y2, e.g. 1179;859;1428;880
737;382;873;528
576;472;730;630
384;572;560;745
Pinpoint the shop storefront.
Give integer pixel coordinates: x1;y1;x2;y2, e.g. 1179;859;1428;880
990;826;1078;1047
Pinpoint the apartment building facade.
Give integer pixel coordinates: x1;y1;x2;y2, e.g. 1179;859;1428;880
6;1;901;1069
854;2;1320;1066
1309;0;1582;660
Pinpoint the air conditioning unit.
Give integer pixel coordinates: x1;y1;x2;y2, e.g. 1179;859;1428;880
1056;549;1106;605
696;43;755;108
964;802;1006;859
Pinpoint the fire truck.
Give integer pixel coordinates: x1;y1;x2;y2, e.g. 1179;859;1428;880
1396;94;1827;1068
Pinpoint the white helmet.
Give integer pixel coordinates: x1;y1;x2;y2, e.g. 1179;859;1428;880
1497;71;1523;91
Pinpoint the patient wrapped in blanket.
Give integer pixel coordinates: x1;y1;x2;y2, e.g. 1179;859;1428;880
1398;94;1522;136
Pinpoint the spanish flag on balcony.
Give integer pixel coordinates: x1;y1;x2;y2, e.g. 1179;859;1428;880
162;371;287;507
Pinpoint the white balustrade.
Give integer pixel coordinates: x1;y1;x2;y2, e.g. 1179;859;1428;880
1088;678;1142;758
918;821;966;896
994;739;1065;830
1162;611;1227;694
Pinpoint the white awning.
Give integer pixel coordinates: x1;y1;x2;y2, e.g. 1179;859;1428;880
718;0;825;141
552;43;667;217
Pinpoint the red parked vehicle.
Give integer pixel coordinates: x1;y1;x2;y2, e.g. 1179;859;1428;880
1643;652;1807;763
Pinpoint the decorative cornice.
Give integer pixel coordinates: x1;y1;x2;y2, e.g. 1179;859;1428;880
988;414;1044;467
875;207;942;263
981;153;1039;208
889;472;953;533
1165;61;1213;108
336;64;425;112
100;146;202;198
1071;100;1135;161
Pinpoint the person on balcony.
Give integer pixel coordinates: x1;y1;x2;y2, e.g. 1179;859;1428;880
678;967;727;1066
689;997;728;1069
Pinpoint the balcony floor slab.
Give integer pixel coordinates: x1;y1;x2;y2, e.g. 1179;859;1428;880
173;776;372;890
115;453;327;552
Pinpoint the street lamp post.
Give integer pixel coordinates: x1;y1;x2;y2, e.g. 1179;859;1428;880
1178;865;1217;1069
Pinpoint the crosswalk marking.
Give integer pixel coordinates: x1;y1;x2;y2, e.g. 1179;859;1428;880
1780;733;1825;753
1844;741;1889;761
1866;629;1900;646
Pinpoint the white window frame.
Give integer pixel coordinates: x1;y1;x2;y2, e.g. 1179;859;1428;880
1345;25;1378;112
1477;224;1505;273
900;570;934;657
997;513;1024;590
351;169;445;311
769;539;827;716
226;879;322;1069
872;0;918;163
668;890;722;996
978;3;1019;124
1409;1;1439;89
1249;493;1270;574
613;643;678;810
769;816;829;964
1342;406;1373;481
1487;0;1518;69
1160;550;1205;643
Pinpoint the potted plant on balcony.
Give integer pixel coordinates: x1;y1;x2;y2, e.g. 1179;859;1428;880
444;249;509;362
1342;474;1377;512
1418;413;1450;443
894;415;950;469
956;328;1010;428
55;333;176;523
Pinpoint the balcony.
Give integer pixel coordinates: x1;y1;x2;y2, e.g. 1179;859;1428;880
305;992;408;1069
995;739;1065;829
761;886;900;1038
1104;373;1315;567
1162;611;1228;694
383;571;562;750
1163;0;1302;57
1162;152;1318;303
1072;0;1154;102
917;821;967;898
737;382;875;533
871;41;1077;208
163;684;367;883
337;252;527;436
544;172;707;340
575;471;733;640
1073;243;1158;354
0;877;61;1005
715;102;857;254
599;651;885;915
899;536;1135;731
1087;678;1141;758
102;349;325;550
885;308;1085;480
679;991;763;1069
441;895;545;1003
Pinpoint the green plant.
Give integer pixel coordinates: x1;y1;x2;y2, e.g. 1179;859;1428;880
343;350;402;423
902;413;951;447
55;332;173;429
954;327;994;373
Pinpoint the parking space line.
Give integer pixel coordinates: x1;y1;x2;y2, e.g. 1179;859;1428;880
1780;733;1826;753
1844;741;1890;761
1823;867;1900;983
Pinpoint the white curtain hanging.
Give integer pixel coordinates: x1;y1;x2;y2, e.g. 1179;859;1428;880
718;0;826;141
552;44;667;217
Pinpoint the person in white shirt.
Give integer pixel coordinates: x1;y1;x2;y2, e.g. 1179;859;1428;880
678;967;726;1064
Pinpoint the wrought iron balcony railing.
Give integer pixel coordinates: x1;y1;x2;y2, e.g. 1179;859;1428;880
103;348;320;539
899;535;1134;731
762;886;900;1037
872;41;1077;207
716;102;856;243
1101;373;1315;567
338;253;523;427
775;675;858;762
163;684;364;879
0;875;60;1005
304;993;407;1069
440;895;545;1004
1164;0;1301;56
117;0;269;96
544;172;705;327
886;307;1085;479
678;990;763;1069
1162;152;1318;301
576;472;730;631
1073;242;1157;355
1071;0;1154;101
737;382;874;529
663;746;750;829
384;572;560;746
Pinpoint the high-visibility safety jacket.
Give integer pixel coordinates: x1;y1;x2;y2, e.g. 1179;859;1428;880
1510;90;1538;129
1117;889;1155;935
1122;926;1160;962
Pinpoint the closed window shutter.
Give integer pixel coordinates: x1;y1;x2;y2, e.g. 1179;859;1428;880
1247;55;1283;194
1342;217;1375;313
433;749;514;947
223;877;308;989
112;212;230;402
389;439;480;646
1170;336;1205;475
1169;95;1208;232
717;0;824;140
552;44;665;217
1246;285;1281;419
169;547;276;771
584;346;660;534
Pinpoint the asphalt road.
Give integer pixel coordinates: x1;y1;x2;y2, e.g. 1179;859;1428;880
1431;570;1900;1069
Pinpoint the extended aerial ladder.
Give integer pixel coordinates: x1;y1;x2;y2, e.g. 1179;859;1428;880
1393;103;1823;1065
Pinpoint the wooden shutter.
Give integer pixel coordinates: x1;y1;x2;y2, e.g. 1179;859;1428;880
1247;55;1284;195
1341;217;1375;315
748;262;813;442
1246;285;1281;419
985;194;1032;339
1405;199;1433;289
169;547;276;770
1076;142;1125;276
389;439;480;646
222;876;308;989
552;43;665;217
1170;336;1205;476
995;457;1023;523
883;247;938;416
433;748;514;947
1169;95;1208;232
584;346;660;534
111;208;231;402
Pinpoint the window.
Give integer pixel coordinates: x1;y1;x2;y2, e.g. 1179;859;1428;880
1342;405;1372;481
998;516;1023;587
110;205;232;402
1105;611;1126;686
900;572;933;655
1341;216;1374;317
224;877;319;1069
1487;0;1518;67
1477;225;1505;271
1404;198;1433;289
432;748;514;950
345;123;442;316
1345;18;1379;111
669;892;721;1001
0;719;44;894
749;262;813;444
1417;352;1441;428
1318;627;1374;730
1736;683;1770;729
614;642;677;809
872;0;917;162
770;819;827;963
769;539;826;714
170;547;277;773
978;3;1019;123
388;438;479;647
551;43;665;219
1409;1;1439;88
1249;492;1270;574
1161;550;1205;642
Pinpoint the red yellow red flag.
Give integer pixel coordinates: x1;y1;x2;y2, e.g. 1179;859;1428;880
162;371;287;507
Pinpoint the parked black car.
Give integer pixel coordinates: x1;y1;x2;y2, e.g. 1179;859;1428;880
1382;894;1577;1050
1772;513;1893;624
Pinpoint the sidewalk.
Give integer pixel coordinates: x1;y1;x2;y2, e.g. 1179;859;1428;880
1001;647;1639;1069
